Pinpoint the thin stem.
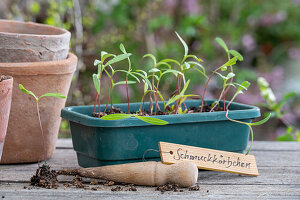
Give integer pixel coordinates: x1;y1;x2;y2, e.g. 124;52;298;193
110;87;114;113
104;82;111;114
93;94;98;113
225;109;253;155
126;75;130;114
97;94;101;118
223;96;226;111
36;101;47;165
154;79;161;114
150;73;155;115
200;66;223;112
209;86;226;112
97;72;102;118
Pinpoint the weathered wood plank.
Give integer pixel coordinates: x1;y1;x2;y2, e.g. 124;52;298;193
0;183;299;200
1;140;300;199
1;149;299;185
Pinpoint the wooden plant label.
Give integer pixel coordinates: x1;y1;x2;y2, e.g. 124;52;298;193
159;142;258;176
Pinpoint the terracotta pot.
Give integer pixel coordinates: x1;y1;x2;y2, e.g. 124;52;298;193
0;76;13;160
0;53;77;164
0;19;70;63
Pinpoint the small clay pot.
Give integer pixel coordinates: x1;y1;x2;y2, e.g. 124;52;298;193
0;19;70;63
0;76;13;160
0;53;77;164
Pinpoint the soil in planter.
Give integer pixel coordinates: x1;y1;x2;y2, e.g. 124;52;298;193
92;105;224;118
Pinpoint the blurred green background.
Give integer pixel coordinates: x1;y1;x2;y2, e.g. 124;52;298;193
1;0;299;141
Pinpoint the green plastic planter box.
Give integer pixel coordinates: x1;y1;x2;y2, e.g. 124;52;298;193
61;100;260;167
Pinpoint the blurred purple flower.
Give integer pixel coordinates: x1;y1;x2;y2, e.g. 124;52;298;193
258;66;285;89
292;0;300;4
183;0;201;15
116;84;133;100
288;48;300;60
259;11;287;27
242;34;256;52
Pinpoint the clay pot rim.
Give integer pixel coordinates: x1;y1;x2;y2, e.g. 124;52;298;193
0;19;70;38
0;53;77;75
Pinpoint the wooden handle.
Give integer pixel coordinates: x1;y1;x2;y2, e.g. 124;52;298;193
73;161;198;187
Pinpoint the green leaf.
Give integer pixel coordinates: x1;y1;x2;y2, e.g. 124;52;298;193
180;79;190;95
183;62;191;70
155;90;166;108
175;32;188;56
229;50;243;61
149;68;160;73
236;81;251;94
278;92;297;110
104;53;132;67
157;61;171;69
277;133;295;141
132;71;152;90
102;53;116;62
94;59;101;66
184;55;203;62
92;74;100;94
114;81;136;86
161;69;183;77
215;72;226;80
40;93;66;99
215;37;229;52
18;84;38;100
187;61;205;72
115;70;140;83
101;114;133;120
226;72;235;80
143;54;157;66
221;57;238;70
248;112;271;126
160;58;181;66
119;43;126;53
135;116;168;125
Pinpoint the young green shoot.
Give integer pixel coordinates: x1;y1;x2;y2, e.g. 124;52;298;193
101;113;168;125
201;37;243;112
224;81;271;155
93;51;132;116
19;84;66;164
257;77;299;141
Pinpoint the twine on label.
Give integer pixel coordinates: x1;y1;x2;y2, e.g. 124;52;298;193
142;149;173;162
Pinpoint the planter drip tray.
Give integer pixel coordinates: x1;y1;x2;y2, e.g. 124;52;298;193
61;100;260;167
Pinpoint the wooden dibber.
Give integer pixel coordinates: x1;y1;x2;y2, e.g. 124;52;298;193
60;161;198;187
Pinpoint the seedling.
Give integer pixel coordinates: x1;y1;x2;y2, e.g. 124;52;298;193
93;51;132;117
19;84;66;164
224;81;271;154
257;77;299;141
92;32;270;144
201;37;243;112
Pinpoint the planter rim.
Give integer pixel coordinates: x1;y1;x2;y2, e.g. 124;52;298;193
0;19;70;38
61;100;261;127
0;53;77;75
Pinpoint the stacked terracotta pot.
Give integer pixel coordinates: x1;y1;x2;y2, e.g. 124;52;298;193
0;20;77;163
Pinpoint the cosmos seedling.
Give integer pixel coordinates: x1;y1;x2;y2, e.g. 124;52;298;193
19;84;66;164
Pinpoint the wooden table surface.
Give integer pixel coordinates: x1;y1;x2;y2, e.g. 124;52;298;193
0;139;299;199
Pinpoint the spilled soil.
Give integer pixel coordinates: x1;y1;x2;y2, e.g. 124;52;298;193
29;165;200;193
92;104;225;118
30;165;59;189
